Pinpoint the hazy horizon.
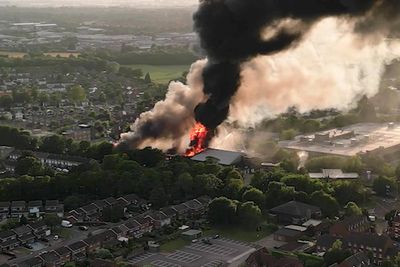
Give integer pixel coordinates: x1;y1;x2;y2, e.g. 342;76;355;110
0;0;199;8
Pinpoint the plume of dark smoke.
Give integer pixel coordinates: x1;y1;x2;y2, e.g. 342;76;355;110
193;0;395;130
120;0;400;152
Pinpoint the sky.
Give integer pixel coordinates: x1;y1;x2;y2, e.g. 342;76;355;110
0;0;199;7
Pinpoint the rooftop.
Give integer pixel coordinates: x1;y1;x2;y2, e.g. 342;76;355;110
190;148;243;165
280;122;400;157
270;201;321;218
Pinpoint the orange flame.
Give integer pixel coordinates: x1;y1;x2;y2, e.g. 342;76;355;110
185;122;209;157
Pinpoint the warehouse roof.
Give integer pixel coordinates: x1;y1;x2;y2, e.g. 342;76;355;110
191;148;243;165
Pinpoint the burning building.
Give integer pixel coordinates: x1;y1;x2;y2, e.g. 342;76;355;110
119;0;400;156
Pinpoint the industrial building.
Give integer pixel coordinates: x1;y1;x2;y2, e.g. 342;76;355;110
280;122;400;157
190;148;243;165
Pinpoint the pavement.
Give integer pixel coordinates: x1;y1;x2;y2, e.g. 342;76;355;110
129;237;257;267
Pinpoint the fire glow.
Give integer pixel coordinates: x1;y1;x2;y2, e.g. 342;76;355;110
185;122;209;157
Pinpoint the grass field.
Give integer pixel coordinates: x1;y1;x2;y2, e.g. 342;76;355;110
160;238;190;252
0;51;80;58
124;64;189;84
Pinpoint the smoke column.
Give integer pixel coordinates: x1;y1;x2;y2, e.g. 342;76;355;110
120;0;400;152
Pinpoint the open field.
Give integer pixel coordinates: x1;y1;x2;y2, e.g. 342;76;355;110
0;51;80;58
124;64;189;84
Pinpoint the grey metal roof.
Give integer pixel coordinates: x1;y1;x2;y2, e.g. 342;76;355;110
270;201;321;218
190;148;243;165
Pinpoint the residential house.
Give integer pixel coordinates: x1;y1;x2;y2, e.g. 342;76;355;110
44;200;64;217
183;199;206;217
39;251;62;267
388;212;400;240
68;240;88;261
79;203;101;221
330;216;370;237
269;201;321;225
28;221;50;239
93;200;108;212
123;219;142;238
316;233;396;265
65;209;84;224
145;211;171;229
273;225;308;242
0;202;9;221
118;194;142;208
84;230;117;253
171;203;190;219
10;201;27;218
54;246;72;266
90;259;117;267
0;230;19;251
329;252;376;267
17;257;43;267
245;247;304;267
134;216;153;236
104;197;118;207
160;206;177;221
110;226;125;239
14;225;35;245
27;200;43;218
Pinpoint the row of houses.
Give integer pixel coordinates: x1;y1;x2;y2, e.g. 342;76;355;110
245;248;374;267
4;148;90;173
14;196;211;267
0;221;50;252
267;200;396;265
13;229;118;267
0;200;64;221
65;193;210;226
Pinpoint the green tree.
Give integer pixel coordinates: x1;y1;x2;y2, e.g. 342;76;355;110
237;201;262;228
15;156;43;176
64;195;84;211
193;174;222;196
223;179;244;200
242;188;265;209
323;239;352;266
40;135;66;154
208;197;237;225
93;248;113;259
19;215;28;225
280;129;297;140
150;187;168;208
44;214;62;230
373;176;396;197
344;202;362;216
67;85;86;104
144;72;152;83
0;95;13;110
310;190;339;218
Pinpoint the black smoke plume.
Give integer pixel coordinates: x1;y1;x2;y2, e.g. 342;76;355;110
193;0;396;130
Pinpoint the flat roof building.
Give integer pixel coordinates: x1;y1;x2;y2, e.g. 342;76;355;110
280;123;400;157
190;148;243;165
